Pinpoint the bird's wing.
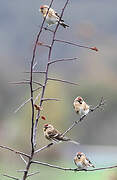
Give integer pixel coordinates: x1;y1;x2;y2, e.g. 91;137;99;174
47;129;60;138
83;103;89;111
86;157;95;167
55;12;64;22
74;102;80;113
73;157;78;167
48;8;64;22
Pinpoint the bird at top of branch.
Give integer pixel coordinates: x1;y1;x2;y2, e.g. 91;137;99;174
43;124;79;144
39;5;69;28
73;96;90;116
74;152;95;170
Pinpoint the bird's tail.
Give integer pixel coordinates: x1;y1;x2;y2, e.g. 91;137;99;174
60;22;69;28
91;164;95;168
88;163;95;168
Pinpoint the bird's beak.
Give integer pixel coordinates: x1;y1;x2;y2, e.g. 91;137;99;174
77;155;81;159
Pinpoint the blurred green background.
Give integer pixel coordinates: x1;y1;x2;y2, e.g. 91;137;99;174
0;0;117;179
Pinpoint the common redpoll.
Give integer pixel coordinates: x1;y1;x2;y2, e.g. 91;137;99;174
43;124;79;144
74;152;95;170
73;96;89;116
40;5;69;28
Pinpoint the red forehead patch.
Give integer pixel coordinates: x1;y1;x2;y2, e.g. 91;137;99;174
77;152;82;155
40;6;43;9
77;97;82;101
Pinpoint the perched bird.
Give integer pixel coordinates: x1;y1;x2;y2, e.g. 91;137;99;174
74;152;95;170
43;124;79;144
73;96;90;116
39;5;69;28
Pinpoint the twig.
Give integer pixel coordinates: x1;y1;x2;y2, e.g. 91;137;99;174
2;174;19;180
33;92;42;104
20;155;27;165
32;61;37;70
48;77;79;86
24;71;46;74
14;98;32;113
17;170;27;173
0;145;30;158
33;86;43;92
34;143;53;154
27;171;40;178
41;98;60;102
40;26;54;33
8;81;29;85
31;160;117;172
24;79;43;87
54;39;98;52
48;57;78;65
37;42;51;48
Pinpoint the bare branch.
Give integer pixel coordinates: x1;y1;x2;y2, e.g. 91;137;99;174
8;81;29;85
33;92;42;104
27;171;40;178
33;86;43;92
37;42;51;48
31;161;117;172
24;79;43;87
32;61;37;70
14;97;32;113
24;71;46;74
0;145;30;158
2;174;19;180
31;160;74;171
17;170;27;173
48;57;78;65
54;39;98;52
34;143;53;154
48;77;79;86
41;26;54;33
41;98;60;102
19;155;27;165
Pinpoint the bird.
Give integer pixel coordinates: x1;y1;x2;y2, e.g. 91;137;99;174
39;5;69;28
73;96;90;116
43;124;79;144
74;152;95;170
